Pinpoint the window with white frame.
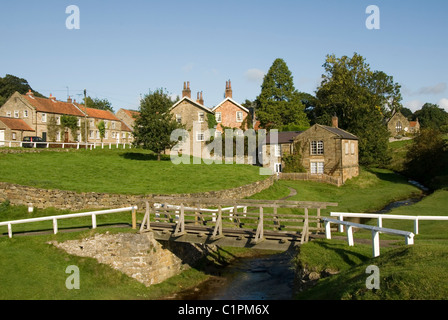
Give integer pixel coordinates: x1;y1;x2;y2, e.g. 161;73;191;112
345;142;349;155
96;131;100;139
12;132;17;140
78;118;81;127
396;121;402;133
215;112;222;123
310;161;324;174
6;111;11;117
56;131;61;142
196;132;205;141
89;130;94;138
198;112;205;122
351;142;355;155
56;116;61;125
14;110;19;118
111;122;116;129
310;141;324;155
42;113;47;123
23;110;28;118
236;111;243;122
176;114;182;124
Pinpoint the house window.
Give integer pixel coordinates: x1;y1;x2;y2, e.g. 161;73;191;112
89;130;94;138
311;141;324;155
351;142;355;155
56;131;61;142
6;111;11;117
23;110;28;118
78;118;82;127
396;121;402;133
12;132;17;140
310;162;324;174
56;116;61;125
14;111;19;118
198;112;205;122
176;114;182;124
274;144;281;157
215;112;222;123
236;111;243;122
196;132;205;142
345;142;349;155
111;122;116;129
42;113;47;123
96;131;100;139
274;163;282;173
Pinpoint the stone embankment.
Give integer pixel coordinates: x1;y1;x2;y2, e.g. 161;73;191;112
0;175;275;211
50;231;212;286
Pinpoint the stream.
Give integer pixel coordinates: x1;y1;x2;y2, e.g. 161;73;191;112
168;192;427;300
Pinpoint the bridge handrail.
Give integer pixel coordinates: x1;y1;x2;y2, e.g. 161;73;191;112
330;212;448;235
321;217;414;257
0;206;138;238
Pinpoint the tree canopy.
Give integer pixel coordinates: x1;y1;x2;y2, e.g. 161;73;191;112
255;58;309;130
0;74;45;106
413;103;448;132
132;88;184;160
313;53;401;166
83;96;114;113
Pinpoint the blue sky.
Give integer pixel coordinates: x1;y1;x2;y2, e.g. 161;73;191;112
1;0;447;112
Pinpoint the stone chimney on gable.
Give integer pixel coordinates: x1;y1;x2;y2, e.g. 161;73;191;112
26;89;34;98
67;96;73;103
332;115;339;128
182;81;191;98
225;80;233;99
196;91;204;105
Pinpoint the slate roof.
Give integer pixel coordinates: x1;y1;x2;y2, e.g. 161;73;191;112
264;131;303;144
318;125;359;140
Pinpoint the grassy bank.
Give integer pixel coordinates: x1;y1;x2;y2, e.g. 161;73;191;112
0;148;263;194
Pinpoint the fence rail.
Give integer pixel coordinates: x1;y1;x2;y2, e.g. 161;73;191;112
0;206;138;238
322;217;414;257
279;172;342;187
0;140;133;150
330;212;448;235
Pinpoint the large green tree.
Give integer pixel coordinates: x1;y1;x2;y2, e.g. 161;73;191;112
133;89;184;161
314;53;401;166
83;96;114;113
413;103;448;131
0;74;45;106
255;58;309;129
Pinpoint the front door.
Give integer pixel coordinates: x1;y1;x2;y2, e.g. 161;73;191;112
64;131;69;143
0;130;5;146
42;132;47;142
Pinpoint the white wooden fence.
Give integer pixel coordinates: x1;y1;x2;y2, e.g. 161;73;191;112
330;212;448;235
0;140;133;150
0;206;138;238
322;217;414;257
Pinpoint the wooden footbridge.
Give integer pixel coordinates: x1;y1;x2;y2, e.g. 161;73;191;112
139;197;338;251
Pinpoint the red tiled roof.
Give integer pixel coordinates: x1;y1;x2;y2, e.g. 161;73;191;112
80;106;119;121
122;109;140;119
22;95;85;117
0;117;35;131
410;121;418;127
120;121;132;132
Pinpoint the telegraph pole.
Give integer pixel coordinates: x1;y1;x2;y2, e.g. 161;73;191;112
84;89;88;150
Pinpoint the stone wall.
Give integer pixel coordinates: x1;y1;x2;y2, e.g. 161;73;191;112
49;231;211;286
0;175;275;211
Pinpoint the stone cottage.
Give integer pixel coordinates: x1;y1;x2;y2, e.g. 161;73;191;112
263;116;359;184
0;116;35;146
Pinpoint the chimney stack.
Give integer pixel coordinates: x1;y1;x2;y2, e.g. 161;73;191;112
196;91;204;105
332;115;339;128
67;96;73;103
49;93;56;101
225;80;233;99
26;89;34;97
182;81;191;98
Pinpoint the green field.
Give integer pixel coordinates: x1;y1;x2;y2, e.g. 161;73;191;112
0;148;264;194
0;146;447;300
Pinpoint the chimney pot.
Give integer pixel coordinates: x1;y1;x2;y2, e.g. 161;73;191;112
332;115;338;128
182;81;191;98
225;79;233;99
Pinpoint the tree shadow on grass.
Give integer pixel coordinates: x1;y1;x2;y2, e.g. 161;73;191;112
120;152;171;161
313;240;371;267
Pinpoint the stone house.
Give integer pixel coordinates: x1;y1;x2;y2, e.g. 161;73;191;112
386;111;420;136
262;131;303;173
169;82;214;157
0;116;35;146
263;116;359;183
116;108;140;133
0;90;131;144
212;80;250;133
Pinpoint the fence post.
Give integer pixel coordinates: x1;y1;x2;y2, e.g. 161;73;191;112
378;216;383;228
346;225;354;246
212;206;223;239
324;220;332;239
338;215;344;232
414;218;419;235
132;206;137;230
92;213;97;229
372;230;380;257
8;223;12;238
53;218;58;234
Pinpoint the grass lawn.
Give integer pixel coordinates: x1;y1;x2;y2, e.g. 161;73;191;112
0;148;264;194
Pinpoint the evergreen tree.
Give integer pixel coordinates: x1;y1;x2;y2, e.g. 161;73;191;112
255;58;309;129
133;88;184;161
